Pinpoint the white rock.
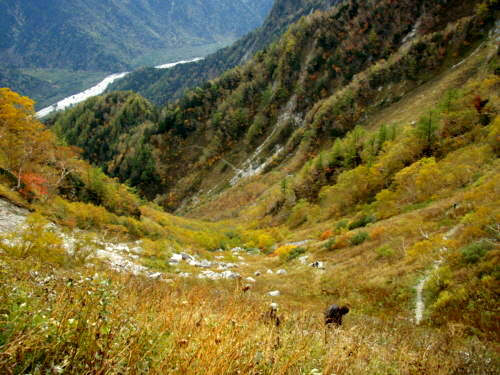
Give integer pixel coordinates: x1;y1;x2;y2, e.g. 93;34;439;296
221;270;241;280
198;271;219;280
276;269;287;275
199;259;212;268
148;272;162;280
231;247;243;253
217;262;238;270
245;277;256;283
170;253;183;262
179;272;191;278
188;259;212;268
198;270;240;280
266;269;274;274
268;290;281;297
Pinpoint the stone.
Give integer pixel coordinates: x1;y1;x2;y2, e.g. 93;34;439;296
245;277;256;283
170;253;183;262
268;290;281;297
148;272;162;279
221;270;241;280
276;269;287;275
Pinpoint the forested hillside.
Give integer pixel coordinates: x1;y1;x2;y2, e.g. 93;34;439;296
60;0;496;209
107;0;342;105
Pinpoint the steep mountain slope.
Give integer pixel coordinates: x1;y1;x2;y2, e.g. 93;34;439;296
60;0;495;208
107;0;342;105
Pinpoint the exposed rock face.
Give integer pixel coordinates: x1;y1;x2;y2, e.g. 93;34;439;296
0;199;28;234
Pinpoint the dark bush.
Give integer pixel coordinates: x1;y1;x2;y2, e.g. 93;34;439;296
350;231;369;246
461;240;494;264
348;215;376;230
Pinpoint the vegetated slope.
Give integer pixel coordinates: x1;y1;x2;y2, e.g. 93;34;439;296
0;87;246;258
49;91;161;198
107;0;343;105
62;0;495;209
1;78;499;374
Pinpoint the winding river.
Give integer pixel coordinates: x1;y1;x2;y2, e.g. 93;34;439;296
36;57;203;118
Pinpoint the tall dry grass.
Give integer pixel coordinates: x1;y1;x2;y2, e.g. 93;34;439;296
1;254;498;375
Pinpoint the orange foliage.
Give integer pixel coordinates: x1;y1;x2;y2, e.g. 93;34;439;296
19;173;48;198
370;227;385;241
320;229;334;241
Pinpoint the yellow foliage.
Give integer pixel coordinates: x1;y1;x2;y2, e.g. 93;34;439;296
257;233;275;249
320;165;383;217
273;244;297;257
0;213;66;265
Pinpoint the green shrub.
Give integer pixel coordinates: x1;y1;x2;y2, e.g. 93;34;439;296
335;219;348;230
350;231;370;246
286;247;306;261
323;238;336;251
375;245;394;258
461;240;494;264
348;215;376;230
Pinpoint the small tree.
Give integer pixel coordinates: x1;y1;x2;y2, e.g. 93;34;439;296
415;110;439;156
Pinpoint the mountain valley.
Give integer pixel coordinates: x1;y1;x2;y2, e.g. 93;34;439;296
0;0;499;373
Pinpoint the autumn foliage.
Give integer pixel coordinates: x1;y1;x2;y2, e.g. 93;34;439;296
0;88;80;198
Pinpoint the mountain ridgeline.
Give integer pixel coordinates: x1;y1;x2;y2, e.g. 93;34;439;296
107;0;343;105
53;0;497;208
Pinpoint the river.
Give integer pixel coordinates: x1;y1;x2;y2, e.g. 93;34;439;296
36;57;203;118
